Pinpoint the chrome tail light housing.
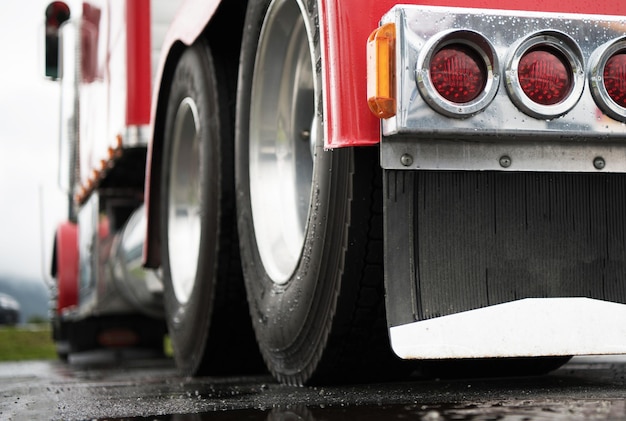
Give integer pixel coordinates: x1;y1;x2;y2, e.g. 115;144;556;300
416;29;500;118
505;31;584;119
378;6;626;173
589;36;626;122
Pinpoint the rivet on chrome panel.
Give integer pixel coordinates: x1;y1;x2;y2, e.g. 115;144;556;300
593;157;606;170
401;154;414;167
499;155;512;168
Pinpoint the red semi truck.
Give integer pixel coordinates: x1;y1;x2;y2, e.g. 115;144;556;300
46;0;626;385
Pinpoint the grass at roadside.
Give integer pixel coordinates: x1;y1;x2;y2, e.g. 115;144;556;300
0;325;56;361
164;335;173;358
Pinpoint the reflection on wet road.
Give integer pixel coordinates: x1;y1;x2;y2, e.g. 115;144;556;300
1;351;626;420
106;400;626;421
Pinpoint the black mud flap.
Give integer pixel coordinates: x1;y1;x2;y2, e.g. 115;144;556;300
383;169;626;329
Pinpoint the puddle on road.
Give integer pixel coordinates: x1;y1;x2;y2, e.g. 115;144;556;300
99;399;626;421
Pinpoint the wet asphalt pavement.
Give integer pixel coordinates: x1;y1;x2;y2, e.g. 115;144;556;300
1;352;626;420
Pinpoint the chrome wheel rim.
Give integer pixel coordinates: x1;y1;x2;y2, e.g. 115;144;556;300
249;0;318;284
168;97;201;304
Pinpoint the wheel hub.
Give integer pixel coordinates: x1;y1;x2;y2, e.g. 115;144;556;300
168;97;201;304
249;0;317;284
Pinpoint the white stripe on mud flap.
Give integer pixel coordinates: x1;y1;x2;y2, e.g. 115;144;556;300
390;298;626;359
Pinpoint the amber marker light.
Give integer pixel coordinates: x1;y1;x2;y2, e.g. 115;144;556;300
367;22;396;119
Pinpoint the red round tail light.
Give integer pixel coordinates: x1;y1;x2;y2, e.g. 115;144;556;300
505;31;584;119
416;30;499;118
430;44;487;104
603;52;626;108
590;38;626;122
518;47;572;106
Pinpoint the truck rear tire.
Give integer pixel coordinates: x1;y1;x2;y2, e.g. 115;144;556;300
161;40;261;376
236;0;405;385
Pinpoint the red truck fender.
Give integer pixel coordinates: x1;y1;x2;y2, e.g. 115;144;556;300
51;222;79;314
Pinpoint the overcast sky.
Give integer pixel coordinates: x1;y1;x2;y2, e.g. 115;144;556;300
0;0;66;284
